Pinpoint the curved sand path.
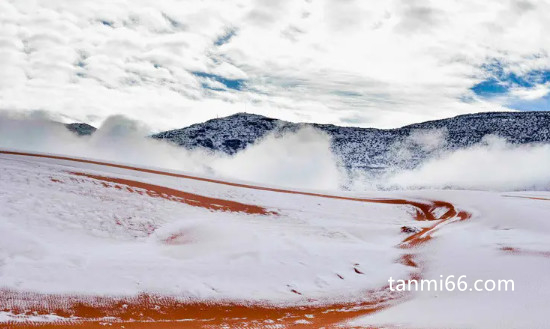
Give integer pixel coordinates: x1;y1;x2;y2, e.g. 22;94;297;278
0;150;471;328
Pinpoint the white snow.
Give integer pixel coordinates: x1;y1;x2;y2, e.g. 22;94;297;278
348;190;550;329
1;151;550;328
0;311;73;323
0;152;414;303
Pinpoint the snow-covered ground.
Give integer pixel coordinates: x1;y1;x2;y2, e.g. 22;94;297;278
350;190;550;329
1;150;549;328
0;151;415;300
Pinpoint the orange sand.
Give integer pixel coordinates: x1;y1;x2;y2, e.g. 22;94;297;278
503;195;550;202
0;150;472;328
500;246;550;258
60;172;274;215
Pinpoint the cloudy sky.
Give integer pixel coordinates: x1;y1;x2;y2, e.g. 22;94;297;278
1;0;549;131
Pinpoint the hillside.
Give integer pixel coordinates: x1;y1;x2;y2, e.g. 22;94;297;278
152;111;550;172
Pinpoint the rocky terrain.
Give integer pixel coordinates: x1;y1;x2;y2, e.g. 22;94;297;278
151;111;550;172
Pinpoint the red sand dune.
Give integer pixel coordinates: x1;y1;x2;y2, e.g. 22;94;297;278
0;150;472;328
4;150;453;220
60;171;275;216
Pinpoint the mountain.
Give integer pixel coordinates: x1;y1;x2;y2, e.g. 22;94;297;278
152;113;282;155
65;123;97;136
151;111;550;173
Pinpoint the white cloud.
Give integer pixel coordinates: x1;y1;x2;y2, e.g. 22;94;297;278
0;113;346;190
509;83;550;100
211;126;344;190
385;135;550;191
1;0;549;130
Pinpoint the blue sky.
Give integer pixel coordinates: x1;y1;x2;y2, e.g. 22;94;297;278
472;61;550;111
193;72;246;91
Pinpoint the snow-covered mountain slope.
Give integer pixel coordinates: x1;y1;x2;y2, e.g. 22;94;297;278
152;111;550;172
1;150;550;328
65;123;97;136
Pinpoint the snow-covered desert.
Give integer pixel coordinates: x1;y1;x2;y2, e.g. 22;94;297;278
2;0;550;326
1;145;549;328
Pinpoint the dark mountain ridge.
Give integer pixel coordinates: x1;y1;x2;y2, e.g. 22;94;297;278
64;111;550;174
65;123;97;136
151;111;550;172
